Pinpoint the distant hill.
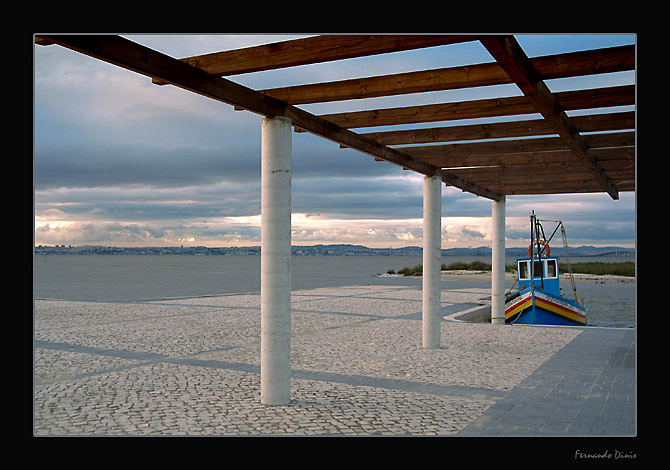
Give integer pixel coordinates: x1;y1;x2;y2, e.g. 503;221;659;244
441;245;634;258
35;243;635;258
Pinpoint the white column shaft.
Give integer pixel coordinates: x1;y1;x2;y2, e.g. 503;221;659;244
491;196;506;325
260;116;292;405
422;175;442;349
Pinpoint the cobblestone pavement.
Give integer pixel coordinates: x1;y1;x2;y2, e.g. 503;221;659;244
33;285;633;436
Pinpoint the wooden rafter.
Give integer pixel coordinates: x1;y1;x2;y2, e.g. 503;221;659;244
413;147;633;172
478;35;621;199
357;111;634;146
400;132;634;160
315;85;633;129
262;45;634;105
152;34;473;85
180;35;473;75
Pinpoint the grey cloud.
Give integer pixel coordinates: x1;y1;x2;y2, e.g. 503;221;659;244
461;228;486;239
35;143;262;189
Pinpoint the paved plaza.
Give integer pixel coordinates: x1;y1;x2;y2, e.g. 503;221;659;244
33;285;635;436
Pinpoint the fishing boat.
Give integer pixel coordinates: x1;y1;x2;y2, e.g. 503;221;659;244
505;212;587;326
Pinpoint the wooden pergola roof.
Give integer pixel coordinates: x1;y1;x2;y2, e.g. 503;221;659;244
35;34;635;201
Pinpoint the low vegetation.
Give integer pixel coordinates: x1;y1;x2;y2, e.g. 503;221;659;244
560;262;635;277
389;261;635;277
387;264;423;276
388;261;509;276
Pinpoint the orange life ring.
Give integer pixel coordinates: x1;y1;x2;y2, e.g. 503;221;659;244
528;241;550;256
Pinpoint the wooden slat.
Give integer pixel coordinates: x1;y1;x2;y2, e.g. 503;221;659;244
403;136;571;159
476;181;635;195
447;167;635;194
319;95;534;129
357;118;554;146
571;111;635;133
317;85;633;129
423;147;633;169
263;44;634;105
399;132;634;160
179;35;473;76
450;178;635;196
264;62;506;104
479;35;620;199
35;36;55;45
447;164;634;181
531;45;634;79
358;111;634;146
555;85;634;110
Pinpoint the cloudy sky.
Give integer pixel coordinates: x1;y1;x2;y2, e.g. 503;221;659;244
33;34;636;249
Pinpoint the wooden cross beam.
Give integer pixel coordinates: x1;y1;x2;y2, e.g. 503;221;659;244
478;35;620;200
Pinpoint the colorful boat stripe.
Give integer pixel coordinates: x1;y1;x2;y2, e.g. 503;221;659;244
505;290;586;325
534;296;586;324
505;294;532;319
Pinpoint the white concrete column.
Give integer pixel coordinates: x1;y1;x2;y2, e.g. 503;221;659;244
422;175;442;349
491;196;506;325
260;116;292;405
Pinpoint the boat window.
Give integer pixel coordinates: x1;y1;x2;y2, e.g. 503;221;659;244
532;261;544;277
518;261;530;280
545;259;558;278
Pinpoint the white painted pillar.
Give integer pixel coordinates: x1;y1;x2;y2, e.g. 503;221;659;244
422;175;442;349
491;196;506;325
260;116;292;405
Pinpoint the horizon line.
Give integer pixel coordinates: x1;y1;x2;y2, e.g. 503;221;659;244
34;243;636;251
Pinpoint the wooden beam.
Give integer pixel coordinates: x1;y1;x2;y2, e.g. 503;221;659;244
531;44;634;80
358;119;552;146
417;147;634;170
320;96;535;129
35;35;502;201
316;85;633;129
179;35;473;76
35;36;56;46
449;164;635;193
448;163;633;182
358;111;634;146
555;85;634;110
262;44;634;105
482;183;616;196
437;169;503;200
470;178;635;195
399;131;634;160
264;62;508;104
479;35;620;199
37;35;287;116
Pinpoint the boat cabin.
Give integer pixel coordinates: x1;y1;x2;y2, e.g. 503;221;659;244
517;256;561;297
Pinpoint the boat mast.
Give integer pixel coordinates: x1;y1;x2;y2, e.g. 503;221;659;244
530;211;545;287
529;211;540;323
536;216;583;306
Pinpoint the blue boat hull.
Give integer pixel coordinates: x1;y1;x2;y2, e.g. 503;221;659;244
505;289;587;326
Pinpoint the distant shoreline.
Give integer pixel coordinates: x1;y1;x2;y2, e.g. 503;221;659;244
379;270;634;284
441;271;634;284
34;243;635;259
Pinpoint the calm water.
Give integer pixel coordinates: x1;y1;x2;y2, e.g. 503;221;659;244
33;255;635;328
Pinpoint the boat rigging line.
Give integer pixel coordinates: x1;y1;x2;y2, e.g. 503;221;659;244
535;214;582;305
